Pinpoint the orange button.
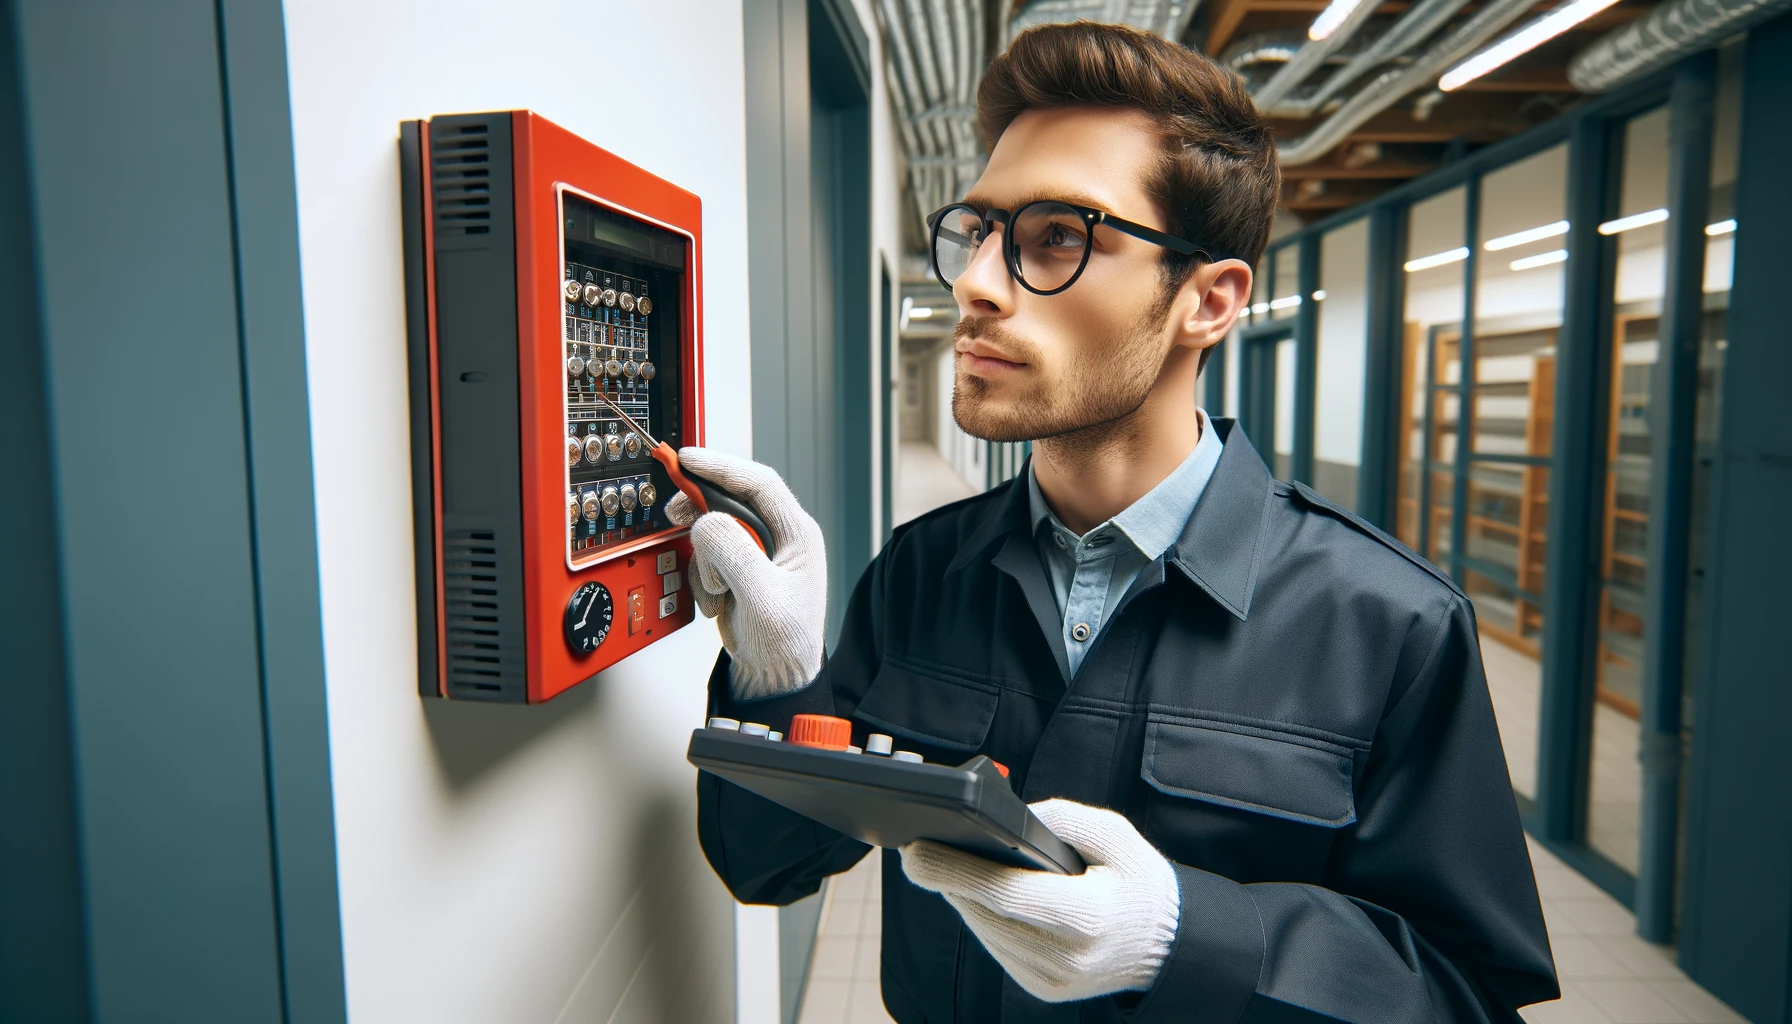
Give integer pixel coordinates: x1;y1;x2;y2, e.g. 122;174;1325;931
789;714;852;751
991;760;1009;778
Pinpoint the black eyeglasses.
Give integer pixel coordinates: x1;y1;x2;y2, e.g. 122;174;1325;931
928;200;1225;296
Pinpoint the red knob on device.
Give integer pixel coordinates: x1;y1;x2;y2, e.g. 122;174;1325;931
789;714;853;751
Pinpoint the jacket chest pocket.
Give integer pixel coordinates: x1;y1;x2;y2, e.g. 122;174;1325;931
851;655;1000;754
1139;712;1363;880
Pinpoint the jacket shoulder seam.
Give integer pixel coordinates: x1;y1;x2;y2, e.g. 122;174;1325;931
1286;482;1466;599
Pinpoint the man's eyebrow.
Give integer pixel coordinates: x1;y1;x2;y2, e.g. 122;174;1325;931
958;189;1119;215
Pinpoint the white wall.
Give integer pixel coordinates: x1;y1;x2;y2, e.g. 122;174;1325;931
283;2;753;1020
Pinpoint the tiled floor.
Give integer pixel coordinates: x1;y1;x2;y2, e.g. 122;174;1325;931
1522;835;1744;1022
796;854;894;1024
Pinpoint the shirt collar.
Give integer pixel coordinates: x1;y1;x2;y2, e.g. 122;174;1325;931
1025;409;1224;561
947;417;1274;623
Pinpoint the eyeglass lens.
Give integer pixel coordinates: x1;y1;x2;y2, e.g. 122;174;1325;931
933;202;1091;293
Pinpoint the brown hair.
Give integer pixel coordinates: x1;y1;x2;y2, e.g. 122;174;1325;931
978;21;1280;279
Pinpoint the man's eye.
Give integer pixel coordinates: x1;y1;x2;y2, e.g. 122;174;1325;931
1045;225;1082;248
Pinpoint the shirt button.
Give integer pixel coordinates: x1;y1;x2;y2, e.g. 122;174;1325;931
1071;622;1091;642
1054;534;1068;549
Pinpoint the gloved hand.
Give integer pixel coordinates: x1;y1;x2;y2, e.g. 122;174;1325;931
900;799;1180;1003
664;447;827;700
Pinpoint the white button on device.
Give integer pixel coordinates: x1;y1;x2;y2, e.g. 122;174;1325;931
739;722;770;738
768;731;784;742
846;745;863;755
707;717;740;731
658;593;678;619
662;571;682;596
865;733;893;755
656;551;677;574
891;751;923;763
1071;622;1091;642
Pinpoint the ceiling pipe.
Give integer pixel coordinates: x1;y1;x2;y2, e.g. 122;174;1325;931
1276;0;1539;163
1222;31;1308;71
1250;0;1387;109
1261;0;1476;117
1568;0;1792;90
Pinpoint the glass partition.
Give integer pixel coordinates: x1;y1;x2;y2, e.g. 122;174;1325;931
1471;143;1569;803
1396;186;1466;570
1587;107;1669;876
1314;219;1369;509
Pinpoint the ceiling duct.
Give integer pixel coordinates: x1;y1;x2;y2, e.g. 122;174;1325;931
875;0;989;234
1569;0;1792;90
1261;0;1476;118
1249;0;1386;110
1275;0;1538;164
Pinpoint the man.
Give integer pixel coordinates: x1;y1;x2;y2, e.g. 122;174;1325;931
670;22;1558;1023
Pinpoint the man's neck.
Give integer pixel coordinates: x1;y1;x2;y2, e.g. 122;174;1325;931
1032;377;1204;535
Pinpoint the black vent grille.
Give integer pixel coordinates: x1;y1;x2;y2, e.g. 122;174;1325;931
431;122;492;236
444;530;510;692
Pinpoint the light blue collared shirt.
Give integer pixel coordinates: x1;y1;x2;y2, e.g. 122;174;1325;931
1027;411;1224;678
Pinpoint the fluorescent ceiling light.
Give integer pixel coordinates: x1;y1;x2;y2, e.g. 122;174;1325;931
1312;289;1327;301
1598;208;1668;235
1706;218;1737;236
1308;0;1368;40
1485;220;1569;251
1269;295;1303;310
1509;249;1568;271
1439;0;1623;92
1404;246;1469;273
908;306;934;319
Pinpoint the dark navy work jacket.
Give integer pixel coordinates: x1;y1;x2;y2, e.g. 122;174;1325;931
697;420;1559;1023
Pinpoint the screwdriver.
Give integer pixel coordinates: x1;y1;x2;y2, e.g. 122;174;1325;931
592;392;777;558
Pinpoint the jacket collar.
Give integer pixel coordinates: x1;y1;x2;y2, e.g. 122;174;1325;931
1165;418;1270;621
944;418;1271;622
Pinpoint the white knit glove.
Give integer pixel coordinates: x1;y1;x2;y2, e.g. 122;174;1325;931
899;799;1180;1003
664;447;827;700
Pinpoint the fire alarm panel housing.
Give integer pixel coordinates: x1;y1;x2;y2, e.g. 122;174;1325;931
401;110;702;703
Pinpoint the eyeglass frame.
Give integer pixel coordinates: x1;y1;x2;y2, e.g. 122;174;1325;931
927;199;1231;297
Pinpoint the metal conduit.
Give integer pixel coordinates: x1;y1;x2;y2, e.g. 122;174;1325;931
1276;0;1538;164
1251;0;1386;109
1569;0;1792;90
1266;0;1476;117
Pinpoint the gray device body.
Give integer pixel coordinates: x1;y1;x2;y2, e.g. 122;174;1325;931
687;728;1086;875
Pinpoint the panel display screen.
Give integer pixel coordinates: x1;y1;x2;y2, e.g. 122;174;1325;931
560;191;686;565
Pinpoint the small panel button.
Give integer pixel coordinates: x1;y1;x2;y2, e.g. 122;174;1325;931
658;592;678;619
656;551;677;574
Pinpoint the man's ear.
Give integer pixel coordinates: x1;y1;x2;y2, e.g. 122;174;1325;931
1171;260;1253;351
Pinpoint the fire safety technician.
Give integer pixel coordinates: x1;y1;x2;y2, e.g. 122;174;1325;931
669;21;1559;1024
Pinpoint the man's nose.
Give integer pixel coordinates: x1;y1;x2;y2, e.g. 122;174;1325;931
953;228;1014;318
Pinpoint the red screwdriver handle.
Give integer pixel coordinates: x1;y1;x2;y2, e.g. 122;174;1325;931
651;444;777;558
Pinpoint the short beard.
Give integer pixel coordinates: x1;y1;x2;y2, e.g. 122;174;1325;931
950;293;1174;446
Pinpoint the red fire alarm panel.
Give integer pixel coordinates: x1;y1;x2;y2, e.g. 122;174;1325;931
400;110;702;703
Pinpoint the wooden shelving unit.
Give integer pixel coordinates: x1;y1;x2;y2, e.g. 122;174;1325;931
1397;322;1557;658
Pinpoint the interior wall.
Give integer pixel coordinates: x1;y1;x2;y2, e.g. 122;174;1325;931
282;2;751;1020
